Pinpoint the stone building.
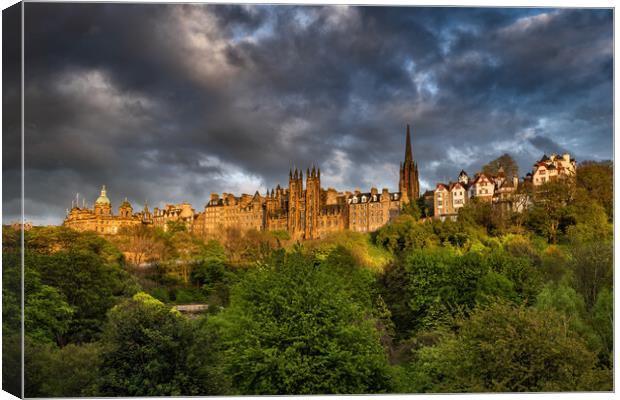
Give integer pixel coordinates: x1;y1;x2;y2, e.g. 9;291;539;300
196;167;403;241
153;203;197;232
195;126;417;240
65;125;420;239
63;186;152;234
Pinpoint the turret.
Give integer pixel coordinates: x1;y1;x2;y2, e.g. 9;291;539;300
118;197;133;218
94;185;112;216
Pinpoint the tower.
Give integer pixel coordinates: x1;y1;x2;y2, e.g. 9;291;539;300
94;185;112;216
305;166;320;240
398;124;420;204
288;168;304;239
118;197;133;218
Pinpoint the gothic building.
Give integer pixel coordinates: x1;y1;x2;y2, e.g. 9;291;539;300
65;125;419;239
399;124;420;204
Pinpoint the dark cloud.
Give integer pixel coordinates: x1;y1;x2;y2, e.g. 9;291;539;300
527;135;569;155
7;5;613;225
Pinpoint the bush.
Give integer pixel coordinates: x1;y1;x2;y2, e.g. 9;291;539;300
411;302;611;392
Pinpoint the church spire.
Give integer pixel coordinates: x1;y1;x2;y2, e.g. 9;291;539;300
399;123;420;203
405;124;412;163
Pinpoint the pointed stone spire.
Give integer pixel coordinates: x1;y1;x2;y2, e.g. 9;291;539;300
317;168;320;178
311;165;316;177
294;168;298;179
289;169;293;179
405;124;412;163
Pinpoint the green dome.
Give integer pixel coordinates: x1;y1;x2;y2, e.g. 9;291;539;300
96;185;111;204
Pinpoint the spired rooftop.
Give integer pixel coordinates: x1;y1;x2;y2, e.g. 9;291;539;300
64;125;422;240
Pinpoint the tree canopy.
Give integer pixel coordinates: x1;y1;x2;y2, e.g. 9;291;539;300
210;250;394;394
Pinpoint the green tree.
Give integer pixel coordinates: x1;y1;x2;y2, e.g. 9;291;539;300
568;239;612;309
482;153;519;178
374;215;438;254
98;292;226;396
534;280;601;353
2;238;22;397
404;249;488;330
412;302;611;392
28;249;138;343
401;200;422;220
211;251;393;394
576;160;613;220
378;260;416;340
526;179;576;243
25;339;102;397
24;268;75;345
591;288;613;366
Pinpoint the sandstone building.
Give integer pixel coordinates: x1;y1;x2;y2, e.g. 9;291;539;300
63;186;152;234
195;125;418;240
64;126;420;239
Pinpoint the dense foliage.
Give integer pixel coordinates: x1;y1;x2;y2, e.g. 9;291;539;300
211;249;393;394
6;158;613;396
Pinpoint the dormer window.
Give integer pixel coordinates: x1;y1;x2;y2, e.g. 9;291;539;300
361;195;367;202
373;195;377;201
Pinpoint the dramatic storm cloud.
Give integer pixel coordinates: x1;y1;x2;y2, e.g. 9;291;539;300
5;4;613;225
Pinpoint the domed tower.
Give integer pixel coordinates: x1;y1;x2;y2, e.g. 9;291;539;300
118;197;133;218
94;185;112;216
